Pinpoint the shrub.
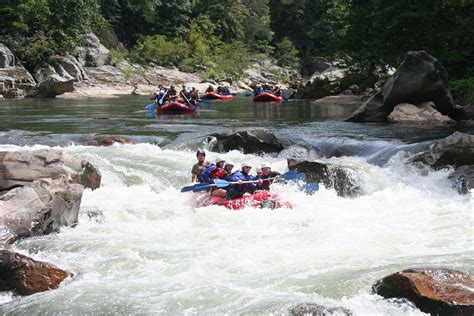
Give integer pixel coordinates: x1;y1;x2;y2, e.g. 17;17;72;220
450;78;474;105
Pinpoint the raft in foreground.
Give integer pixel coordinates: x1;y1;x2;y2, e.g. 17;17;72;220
157;100;197;115
195;191;292;210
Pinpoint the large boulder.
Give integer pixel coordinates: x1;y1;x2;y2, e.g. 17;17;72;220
373;268;474;315
0;177;83;244
387;102;456;125
289;303;352;316
75;33;110;67
347;51;457;122
28;74;74;98
207;128;287;154
287;159;360;197
411;132;474;169
52;54;88;82
293;66;351;99
448;165;474;194
0;44;15;68
0;149;101;192
0;249;72;295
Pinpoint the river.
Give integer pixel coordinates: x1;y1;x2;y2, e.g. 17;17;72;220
0;95;473;315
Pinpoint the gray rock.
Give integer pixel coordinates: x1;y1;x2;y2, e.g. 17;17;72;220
411;132;474;169
207;128;287;154
347;51;456;122
448;165;473;194
28;74;74;97
75;33;110;67
0;177;83;244
0;249;72;295
293;66;351;99
387;102;456;125
33;63;57;83
0;44;15;68
373;268;474;315
287;159;360;197
0;149;101;192
289;303;352;316
54;54;88;82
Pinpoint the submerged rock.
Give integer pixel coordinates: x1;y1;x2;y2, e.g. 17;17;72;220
0;177;83;244
207;128;287;154
373;268;474;315
289;303;352;316
411;132;474;169
448;165;474;194
0;249;72;295
347;51;457;122
287;159;360;197
86;135;136;147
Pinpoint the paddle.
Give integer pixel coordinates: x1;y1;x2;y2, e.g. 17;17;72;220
180;91;195;110
184;171;305;193
145;103;156;112
159;90;168;105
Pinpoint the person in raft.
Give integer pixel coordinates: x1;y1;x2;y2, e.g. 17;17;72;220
257;163;282;191
254;85;264;96
226;162;262;200
167;85;178;100
191;149;210;183
272;85;281;97
205;85;215;93
190;87;200;101
223;160;235;181
201;157;227;198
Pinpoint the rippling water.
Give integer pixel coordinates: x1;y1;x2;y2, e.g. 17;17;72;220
0;95;472;314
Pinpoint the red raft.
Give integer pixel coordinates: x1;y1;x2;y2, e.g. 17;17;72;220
253;92;283;102
157;100;197;115
196;191;292;210
202;92;233;100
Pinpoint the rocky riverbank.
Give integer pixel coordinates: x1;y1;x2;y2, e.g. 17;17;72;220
0;33;295;100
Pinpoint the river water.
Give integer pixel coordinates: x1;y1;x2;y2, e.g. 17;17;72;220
0;95;473;315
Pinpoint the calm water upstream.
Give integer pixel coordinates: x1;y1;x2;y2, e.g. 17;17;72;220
0;95;472;314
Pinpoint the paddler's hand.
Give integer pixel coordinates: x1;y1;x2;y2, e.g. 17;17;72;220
258;179;263;184
237;180;243;185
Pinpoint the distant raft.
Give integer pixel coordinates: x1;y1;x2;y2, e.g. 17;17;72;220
157;100;197;115
202;92;233;100
253;92;283;102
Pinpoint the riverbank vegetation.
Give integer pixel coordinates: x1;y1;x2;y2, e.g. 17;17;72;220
1;0;473;103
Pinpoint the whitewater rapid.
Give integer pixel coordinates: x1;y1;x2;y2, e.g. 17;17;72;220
0;143;472;315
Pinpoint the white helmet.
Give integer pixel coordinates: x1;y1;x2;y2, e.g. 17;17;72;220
241;162;252;168
225;160;234;167
260;163;271;169
256;167;262;173
216;157;226;163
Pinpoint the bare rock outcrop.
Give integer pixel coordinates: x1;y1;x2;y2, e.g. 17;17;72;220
0;44;16;68
373;268;474;315
86;135;136;147
75;33;110;67
0;249;72;295
388;102;456;125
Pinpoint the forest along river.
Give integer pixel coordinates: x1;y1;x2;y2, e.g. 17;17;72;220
0;95;473;314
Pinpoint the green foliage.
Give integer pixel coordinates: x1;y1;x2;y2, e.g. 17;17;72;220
450;78;474;105
109;48;126;66
131;35;189;65
273;37;299;67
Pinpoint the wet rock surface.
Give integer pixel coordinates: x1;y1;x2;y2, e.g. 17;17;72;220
373;268;474;315
388;102;456;125
287;159;360;197
347;51;457;122
448;165;474;194
0;249;72;295
86;135;137;147
207;128;287;154
411;132;474;169
289;303;353;316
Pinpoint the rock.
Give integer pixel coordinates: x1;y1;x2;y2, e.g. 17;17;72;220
2;88;26;99
454;105;474;121
0;44;16;68
373;268;474;315
0;177;83;244
53;54;88;82
33;64;57;83
411;132;474;169
0;66;36;90
287;159;360;197
347;51;456;122
0;249;72;295
0;149;101;192
207;128;287;154
293;67;351;99
74;33;110;67
387;102;456;125
29;74;74;97
278;144;323;161
86;135;136;147
289;303;352;316
311;95;364;107
448;165;474;194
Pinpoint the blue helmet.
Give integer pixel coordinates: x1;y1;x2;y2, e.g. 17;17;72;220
196;149;206;157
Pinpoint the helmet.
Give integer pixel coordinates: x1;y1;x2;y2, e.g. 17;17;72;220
154;91;160;95
196;149;206;157
170;85;175;88
260;163;271;169
256;167;262;173
216;157;225;163
241;162;252;168
159;90;164;94
225;160;234;167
